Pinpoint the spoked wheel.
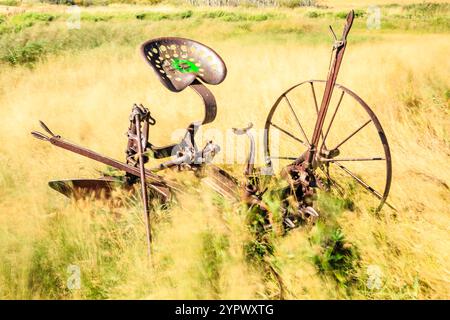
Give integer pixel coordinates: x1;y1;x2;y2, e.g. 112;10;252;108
264;80;392;212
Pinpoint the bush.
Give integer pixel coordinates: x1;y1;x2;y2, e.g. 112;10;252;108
11;12;57;24
135;10;193;21
279;0;317;8
1;41;47;67
3;13;58;34
306;11;320;18
354;9;365;18
81;13;114;22
335;10;364;19
313;228;360;287
404;3;450;17
201;11;276;22
0;0;19;6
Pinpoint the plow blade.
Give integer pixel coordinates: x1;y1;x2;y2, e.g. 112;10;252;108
48;177;128;200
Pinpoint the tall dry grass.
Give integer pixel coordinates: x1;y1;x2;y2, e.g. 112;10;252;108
0;4;449;299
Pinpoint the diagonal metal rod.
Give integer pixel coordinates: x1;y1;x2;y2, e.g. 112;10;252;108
270;156;299;161
332;161;383;199
333;119;372;150
31;121;180;196
310;82;320;115
321;157;385;162
321;90;345;150
318;165;345;196
135;115;152;258
310;82;327;147
269;122;308;148
283;95;310;146
332;161;396;210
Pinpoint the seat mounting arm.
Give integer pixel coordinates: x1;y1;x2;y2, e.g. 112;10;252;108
190;79;217;125
147;79;217;159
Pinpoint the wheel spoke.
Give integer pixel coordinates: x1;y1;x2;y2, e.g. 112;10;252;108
332;161;383;200
321;157;385;162
333;119;372;150
318;165;345;196
283;95;310;146
310;82;326;145
310;82;320;114
269;122;309;148
321;90;345;150
270;156;299;161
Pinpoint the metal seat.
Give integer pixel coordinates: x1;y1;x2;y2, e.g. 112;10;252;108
141;37;227;92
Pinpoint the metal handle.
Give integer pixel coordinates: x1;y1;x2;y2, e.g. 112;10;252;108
31;121;60;141
232;123;255;176
341;10;354;41
134;114;153;258
329;25;338;42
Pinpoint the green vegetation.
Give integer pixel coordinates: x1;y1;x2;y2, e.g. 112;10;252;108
0;0;19;5
0;2;449;300
1;41;47;66
0;5;448;68
338;9;365;19
199;231;229;297
200;10;279;22
5;204;143;299
309;192;359;289
135;10;193;20
312;227;360;288
403;2;450;17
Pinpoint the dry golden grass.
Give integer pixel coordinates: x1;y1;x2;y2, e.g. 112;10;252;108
0;4;449;299
322;0;434;6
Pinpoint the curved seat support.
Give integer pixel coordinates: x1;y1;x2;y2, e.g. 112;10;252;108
190;79;217;125
148;80;217;159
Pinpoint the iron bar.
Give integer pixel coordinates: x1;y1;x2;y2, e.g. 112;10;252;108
269;122;308;147
321;157;384;162
309;11;354;163
332;161;396;210
135;115;152;258
332;119;372;150
321;90;345;150
310;82;326;145
332;161;383;199
30;128;180;197
283;95;310;146
271;156;299;161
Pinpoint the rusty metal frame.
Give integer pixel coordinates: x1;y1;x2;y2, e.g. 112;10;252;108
264;11;393;213
31;10;393;245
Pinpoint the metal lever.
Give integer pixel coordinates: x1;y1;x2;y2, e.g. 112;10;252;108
134;112;152;258
31;121;60;141
232;123;255;176
329;25;338;42
39;120;59;138
31;131;50;141
329;25;344;49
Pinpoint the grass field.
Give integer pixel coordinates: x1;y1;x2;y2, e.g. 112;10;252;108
0;1;449;299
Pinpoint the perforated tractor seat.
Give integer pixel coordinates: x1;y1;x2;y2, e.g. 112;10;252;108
141;37;227;92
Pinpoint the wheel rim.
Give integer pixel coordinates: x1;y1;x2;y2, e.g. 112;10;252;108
264;80;392;212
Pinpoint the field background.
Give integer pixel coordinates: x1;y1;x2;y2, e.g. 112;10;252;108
0;0;449;299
